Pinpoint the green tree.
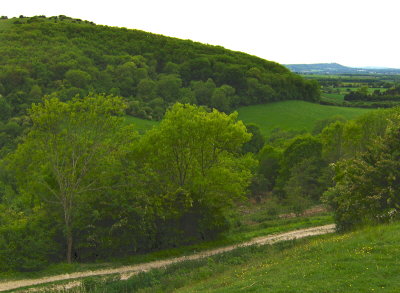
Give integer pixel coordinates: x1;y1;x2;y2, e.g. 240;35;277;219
257;145;282;192
9;94;135;263
137;103;255;239
275;135;323;197
210;85;236;113
320;121;346;162
137;79;157;101
0;96;11;122
156;74;182;102
191;78;216;105
324;122;400;231
284;158;328;204
312;115;346;135
65;69;91;88
242;123;265;154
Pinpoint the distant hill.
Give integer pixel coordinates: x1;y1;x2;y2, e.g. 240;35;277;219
285;63;400;75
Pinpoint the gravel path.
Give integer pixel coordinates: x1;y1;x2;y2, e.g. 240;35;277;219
0;224;336;292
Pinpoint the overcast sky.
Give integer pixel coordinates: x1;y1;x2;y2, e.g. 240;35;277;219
3;0;400;68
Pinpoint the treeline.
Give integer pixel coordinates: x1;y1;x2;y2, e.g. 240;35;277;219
344;85;400;102
0;95;254;271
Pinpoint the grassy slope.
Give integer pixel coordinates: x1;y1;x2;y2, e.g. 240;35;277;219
237;100;370;136
176;222;400;293
126;100;371;136
83;222;399;293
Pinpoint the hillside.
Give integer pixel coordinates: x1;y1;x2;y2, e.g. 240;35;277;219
175;222;400;292
0;15;319;122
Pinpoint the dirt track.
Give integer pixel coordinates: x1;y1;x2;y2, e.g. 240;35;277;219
0;224;336;292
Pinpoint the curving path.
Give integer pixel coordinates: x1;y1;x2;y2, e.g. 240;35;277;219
0;224;336;292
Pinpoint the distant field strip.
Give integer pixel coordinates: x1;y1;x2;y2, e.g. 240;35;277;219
0;224;336;292
237;100;370;136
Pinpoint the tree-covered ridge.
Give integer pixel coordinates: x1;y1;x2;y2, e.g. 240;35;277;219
0;15;319;121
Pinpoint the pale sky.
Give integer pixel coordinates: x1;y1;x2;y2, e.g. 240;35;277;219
3;0;400;68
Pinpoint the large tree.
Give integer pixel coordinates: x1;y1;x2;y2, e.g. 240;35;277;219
136;103;255;239
9;94;135;263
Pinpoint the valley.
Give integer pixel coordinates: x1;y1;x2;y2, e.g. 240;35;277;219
0;14;399;293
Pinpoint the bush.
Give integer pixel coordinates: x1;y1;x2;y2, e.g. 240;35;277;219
0;206;61;272
0;220;59;271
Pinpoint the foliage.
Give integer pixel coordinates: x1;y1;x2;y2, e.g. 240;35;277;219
241;123;265;154
324;121;400;231
312;115;346;135
0;15;323;158
0;207;60;271
7;94;136;263
135;103;255;242
344;85;400;102
1;101;255;271
0;15;318;123
255;145;281;192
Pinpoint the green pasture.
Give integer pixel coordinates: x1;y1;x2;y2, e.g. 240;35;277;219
321;93;345;102
174;222;400;292
123;115;158;132
236;100;370;136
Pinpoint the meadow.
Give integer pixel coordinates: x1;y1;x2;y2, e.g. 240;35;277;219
236;100;370;136
123;115;159;132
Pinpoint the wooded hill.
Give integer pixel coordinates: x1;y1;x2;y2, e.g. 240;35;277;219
0;15;319;122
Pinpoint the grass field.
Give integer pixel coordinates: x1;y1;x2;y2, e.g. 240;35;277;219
123;115;158;132
0;18;12;30
321;93;345;104
56;222;400;292
237;100;370;136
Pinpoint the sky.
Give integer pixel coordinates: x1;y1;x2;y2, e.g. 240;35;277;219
2;0;400;68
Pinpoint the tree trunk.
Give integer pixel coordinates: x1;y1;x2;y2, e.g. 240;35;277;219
66;229;73;263
64;202;73;264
